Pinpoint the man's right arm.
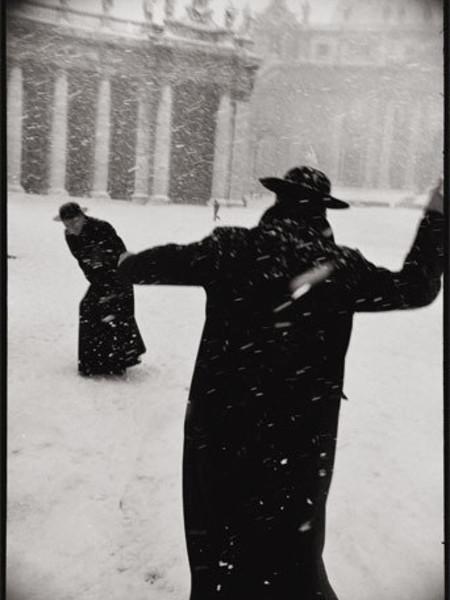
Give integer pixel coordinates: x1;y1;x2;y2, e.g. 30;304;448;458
117;231;224;287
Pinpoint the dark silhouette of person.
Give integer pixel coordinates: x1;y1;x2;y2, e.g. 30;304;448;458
118;167;443;599
55;202;146;376
213;199;221;221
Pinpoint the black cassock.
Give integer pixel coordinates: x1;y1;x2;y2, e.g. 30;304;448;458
65;216;146;376
119;208;443;600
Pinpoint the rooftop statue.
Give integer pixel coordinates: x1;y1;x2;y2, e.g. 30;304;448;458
301;1;311;26
59;0;70;21
165;0;175;20
102;0;114;15
225;2;237;30
240;4;254;37
143;0;154;23
186;0;213;25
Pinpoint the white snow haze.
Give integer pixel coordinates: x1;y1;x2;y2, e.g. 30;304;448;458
7;193;444;600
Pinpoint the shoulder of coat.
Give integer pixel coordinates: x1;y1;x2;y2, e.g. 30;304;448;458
89;217;115;232
89;216;105;226
210;226;249;240
331;245;369;273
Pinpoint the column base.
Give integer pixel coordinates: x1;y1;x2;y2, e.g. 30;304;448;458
131;192;150;204
8;183;25;194
90;190;111;200
149;194;171;204
48;188;70;197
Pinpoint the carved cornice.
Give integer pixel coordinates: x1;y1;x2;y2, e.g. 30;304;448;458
7;9;260;97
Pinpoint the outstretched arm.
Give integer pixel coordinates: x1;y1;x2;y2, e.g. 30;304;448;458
117;231;222;287
350;180;444;312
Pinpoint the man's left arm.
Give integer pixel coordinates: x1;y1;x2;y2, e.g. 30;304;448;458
350;181;444;312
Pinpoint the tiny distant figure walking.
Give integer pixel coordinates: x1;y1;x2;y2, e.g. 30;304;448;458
213;199;221;221
55;202;146;377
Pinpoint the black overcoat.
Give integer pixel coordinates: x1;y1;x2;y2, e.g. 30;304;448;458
65;216;146;376
119;207;443;600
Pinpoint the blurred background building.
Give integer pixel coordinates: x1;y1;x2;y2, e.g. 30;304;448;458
248;0;443;197
6;0;443;204
6;0;259;204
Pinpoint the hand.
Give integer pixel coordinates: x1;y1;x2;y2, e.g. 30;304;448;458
118;251;134;267
426;178;443;215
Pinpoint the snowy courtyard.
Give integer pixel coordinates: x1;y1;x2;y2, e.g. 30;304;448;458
7;193;444;600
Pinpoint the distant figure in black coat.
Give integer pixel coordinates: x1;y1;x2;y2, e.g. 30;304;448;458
55;202;146;376
213;199;221;221
118;167;443;600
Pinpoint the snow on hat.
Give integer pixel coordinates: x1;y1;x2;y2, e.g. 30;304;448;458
53;202;88;222
259;166;349;209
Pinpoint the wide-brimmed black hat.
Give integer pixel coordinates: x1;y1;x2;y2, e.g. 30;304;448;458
53;202;88;222
259;166;349;209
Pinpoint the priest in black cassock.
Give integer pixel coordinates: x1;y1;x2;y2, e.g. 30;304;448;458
117;168;443;600
55;202;146;377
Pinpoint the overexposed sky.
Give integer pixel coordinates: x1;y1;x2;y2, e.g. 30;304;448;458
209;0;338;23
33;0;339;25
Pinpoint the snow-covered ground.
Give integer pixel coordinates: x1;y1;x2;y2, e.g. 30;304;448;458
7;193;444;600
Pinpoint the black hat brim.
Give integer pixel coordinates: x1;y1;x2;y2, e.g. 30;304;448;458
323;197;350;209
53;206;88;221
259;177;350;209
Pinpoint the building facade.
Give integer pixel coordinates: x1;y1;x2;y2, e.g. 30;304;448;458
7;0;259;204
247;0;443;195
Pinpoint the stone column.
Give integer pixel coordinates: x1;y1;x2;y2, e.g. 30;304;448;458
377;101;396;188
329;110;344;185
7;63;25;193
362;100;380;188
91;76;111;199
211;92;233;203
403;102;422;192
229;100;251;202
48;69;69;196
151;83;172;203
131;88;152;203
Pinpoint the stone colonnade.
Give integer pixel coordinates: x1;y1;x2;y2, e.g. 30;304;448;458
334;96;441;191
311;94;440;191
250;60;442;195
7;57;255;205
